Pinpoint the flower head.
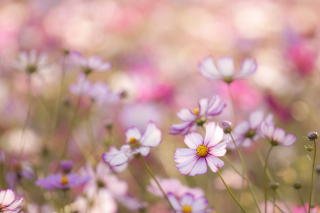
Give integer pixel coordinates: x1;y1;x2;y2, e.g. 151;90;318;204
174;122;228;176
6;161;34;189
229;111;273;148
261;122;296;146
199;56;257;83
36;173;90;190
168;192;213;213
170;95;226;135
102;121;162;169
69;51;111;75
13;50;48;74
60;160;73;174
0;189;24;212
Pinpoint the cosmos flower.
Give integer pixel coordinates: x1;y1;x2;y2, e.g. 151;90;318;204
36;173;90;190
13;50;48;74
101;146;129;173
170;95;226;135
167;192;213;213
69;51;111;75
0;189;24;212
199;56;257;83
229;111;273;148
6;161;34;189
102;121;162;168
260;122;296;146
292;204;319;213
174;122;228;176
147;178;204;199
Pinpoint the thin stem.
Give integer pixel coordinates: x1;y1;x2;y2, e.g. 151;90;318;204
273;190;276;213
222;156;286;213
217;170;247;213
298;190;307;213
138;154;176;213
238;170;244;213
264;146;274;213
228;83;237;124
311;175;319;204
308;140;317;213
229;134;261;213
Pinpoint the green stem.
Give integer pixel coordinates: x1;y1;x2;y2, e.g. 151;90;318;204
298;190;307;213
228;83;237;124
138;155;176;213
273;190;276;213
264;146;274;213
229;134;261;213
308;140;317;213
222;156;286;213
217;170;247;212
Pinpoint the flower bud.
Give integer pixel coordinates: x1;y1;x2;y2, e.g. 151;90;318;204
60;160;73;174
293;181;302;189
308;132;318;140
316;165;320;174
305;145;314;152
269;182;280;190
221;120;232;134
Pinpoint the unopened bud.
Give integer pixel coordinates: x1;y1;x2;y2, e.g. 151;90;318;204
222;120;232;134
269;182;280;190
308;132;318;140
293;181;302;189
316;165;320;174
305;145;314;152
60;160;73;174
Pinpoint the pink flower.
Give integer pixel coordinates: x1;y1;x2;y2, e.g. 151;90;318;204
167;192;213;213
170;95;226;135
13;50;48;74
229;111;273;148
261;122;296;146
292;204;319;213
199;56;257;83
147;178;204;199
69;51;111;75
102;121;162;168
0;189;24;212
174;122;228;176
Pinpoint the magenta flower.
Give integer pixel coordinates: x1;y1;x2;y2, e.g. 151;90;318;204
69;51;111;74
199;56;257;83
170;95;226;135
102;121;162;168
261;122;296;146
36;173;90;190
174;122;228;176
167;192;213;213
229;111;273;148
0;189;24;212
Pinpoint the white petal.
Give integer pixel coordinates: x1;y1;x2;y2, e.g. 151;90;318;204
176;156;199;175
174;148;197;163
206;155;224;168
198;98;209;116
217;57;235;77
249;110;264;129
140;121;161;147
189;157;208;176
235;58;257;79
204;123;224;147
233;121;250;135
184;133;203;149
273;128;285;142
192;197;208;211
281;133;296;146
177;109;197;121
138;147;150;156
125;127;142;142
110;151;130;166
167;193;182;211
181;193;194;206
199;56;221;80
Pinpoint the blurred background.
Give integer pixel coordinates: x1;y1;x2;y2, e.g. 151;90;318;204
1;0;320;212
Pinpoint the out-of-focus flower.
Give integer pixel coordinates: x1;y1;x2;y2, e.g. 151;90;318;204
69;51;111;75
0;189;24;212
6;161;34;189
75;188;118;213
174;122;228;176
292;204;319;213
229;111;273;148
308;132;318;140
170;95;226;135
213;169;247;190
69;74;120;104
102;121;161;168
221;120;232;134
13;50;48;74
199;56;257;83
147;178;204;199
27;203;54;213
117;195;147;212
261;122;296;146
102;146;128;173
167;192;213;213
36;173;90;190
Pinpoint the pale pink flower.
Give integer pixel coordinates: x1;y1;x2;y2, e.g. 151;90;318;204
102;121;161;168
229;111;273;148
13;50;48;74
292;204;319;213
69;51;111;74
174;122;228;176
261;122;296;146
0;189;24;212
170;95;226;135
147;178;204;199
167;192;213;213
199;56;257;83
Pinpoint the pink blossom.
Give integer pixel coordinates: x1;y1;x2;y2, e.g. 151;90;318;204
13;50;48;74
292;204;319;213
261;122;296;146
0;189;24;212
174;122;228;176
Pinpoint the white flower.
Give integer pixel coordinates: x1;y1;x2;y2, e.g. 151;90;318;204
0;189;24;212
13;50;48;74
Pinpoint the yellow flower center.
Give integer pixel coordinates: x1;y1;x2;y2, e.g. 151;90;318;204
196;144;208;157
192;108;199;115
128;137;141;149
182;205;192;213
129;137;137;143
61;175;69;185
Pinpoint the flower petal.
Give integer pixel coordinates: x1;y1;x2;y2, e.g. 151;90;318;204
249;110;264;129
189;157;208;176
140;121;162;147
175;156;199;175
198;98;209;116
174;148;197;163
199;56;221;80
217;57;235;77
204;122;224;147
206;155;224;171
192;196;208;212
181;193;194;206
235;58;257;79
125;127;142;142
184;133;203;149
177;109;197;122
281;133;296;146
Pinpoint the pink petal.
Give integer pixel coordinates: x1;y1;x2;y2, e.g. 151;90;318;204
206;155;224;171
235;58;257;79
189;158;208;176
209;141;227;157
233;121;250;135
281;133;296;146
167;193;182;211
204;123;224;147
177;109;197;121
199;56;221;80
176;156;199;175
192;196;208;211
249;110;264;129
184;133;203;149
174;148;197;163
273;128;285;142
181;193;194;206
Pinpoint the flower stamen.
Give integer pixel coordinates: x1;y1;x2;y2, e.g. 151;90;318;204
196;144;208;157
61;175;69;185
182;205;192;213
192;108;199;115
